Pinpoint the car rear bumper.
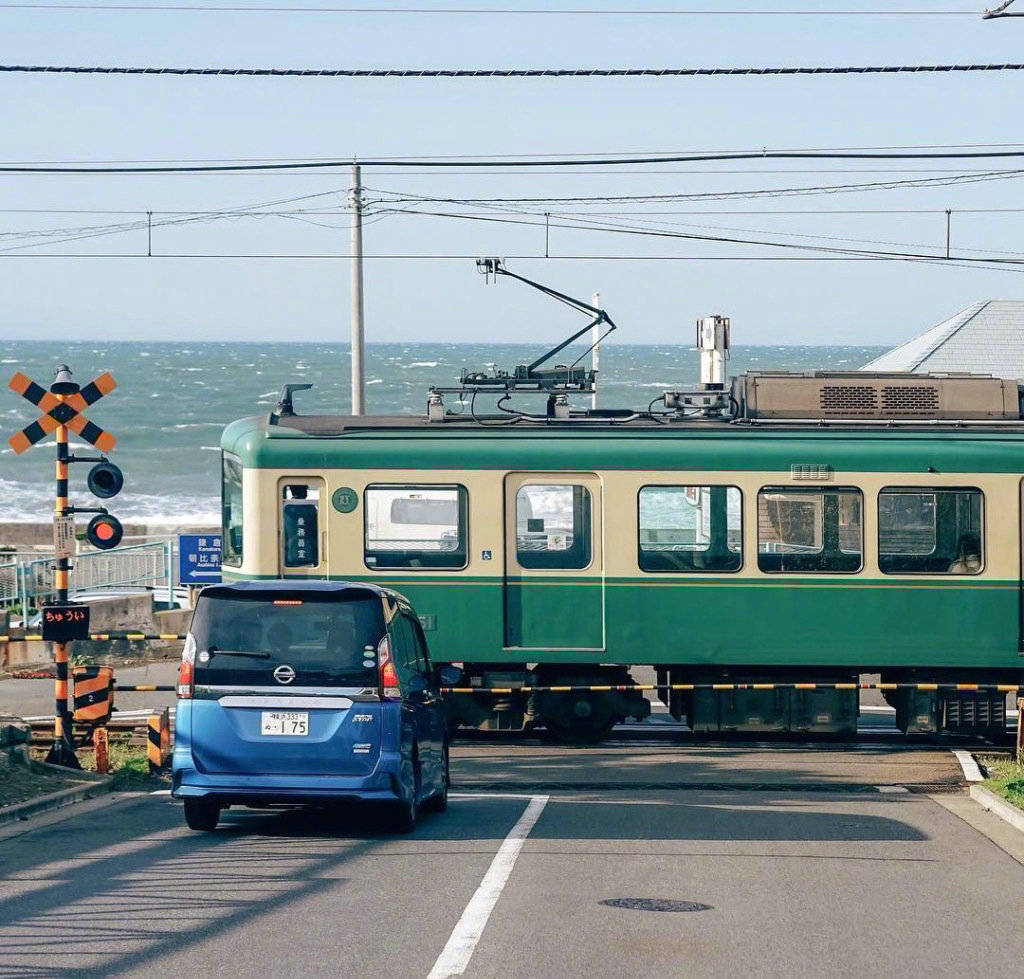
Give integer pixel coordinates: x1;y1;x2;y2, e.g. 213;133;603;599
172;752;402;805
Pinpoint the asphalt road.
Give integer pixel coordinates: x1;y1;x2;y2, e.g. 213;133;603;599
2;745;1023;978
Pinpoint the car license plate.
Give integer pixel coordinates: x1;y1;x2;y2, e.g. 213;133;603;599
260;711;308;736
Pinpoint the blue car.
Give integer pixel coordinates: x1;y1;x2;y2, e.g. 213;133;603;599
172;580;454;832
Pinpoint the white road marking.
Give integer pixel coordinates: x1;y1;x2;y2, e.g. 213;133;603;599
428;794;548;979
952;749;984;783
449;792;541;801
875;785;910;793
149;789;172;796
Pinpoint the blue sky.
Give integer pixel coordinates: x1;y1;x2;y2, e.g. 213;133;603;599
0;1;1022;345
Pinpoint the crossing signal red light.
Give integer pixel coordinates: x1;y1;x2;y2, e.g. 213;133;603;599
86;513;123;550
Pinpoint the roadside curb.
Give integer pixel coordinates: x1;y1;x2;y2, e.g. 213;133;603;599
969;784;1024;834
0;773;114;826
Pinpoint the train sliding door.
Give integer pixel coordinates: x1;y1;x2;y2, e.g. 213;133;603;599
503;472;604;651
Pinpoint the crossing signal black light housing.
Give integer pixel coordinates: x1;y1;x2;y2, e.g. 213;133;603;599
86;513;123;550
50;364;80;396
87;460;123;499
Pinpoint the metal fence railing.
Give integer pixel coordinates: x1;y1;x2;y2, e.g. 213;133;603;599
0;558;19;606
2;540;174;613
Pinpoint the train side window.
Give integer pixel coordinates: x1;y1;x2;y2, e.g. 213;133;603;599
638;485;742;573
757;487;863;573
364;485;468;570
516;484;591;570
221;453;243;567
878;488;983;574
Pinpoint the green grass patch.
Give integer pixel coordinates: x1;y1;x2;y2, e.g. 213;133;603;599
81;742;170;791
977;754;1024;810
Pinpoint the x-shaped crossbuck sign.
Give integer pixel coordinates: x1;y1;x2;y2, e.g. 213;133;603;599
7;371;118;454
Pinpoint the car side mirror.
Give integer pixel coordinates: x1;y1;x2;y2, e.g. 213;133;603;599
406;673;427;694
438;666;462;687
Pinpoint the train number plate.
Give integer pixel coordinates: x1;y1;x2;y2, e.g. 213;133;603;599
260;711;308;736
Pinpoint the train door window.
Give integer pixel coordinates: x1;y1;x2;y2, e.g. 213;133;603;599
516;484;592;570
281;483;320;568
638;485;743;572
757;487;863;573
221;454;244;567
878;488;983;574
364;485;468;570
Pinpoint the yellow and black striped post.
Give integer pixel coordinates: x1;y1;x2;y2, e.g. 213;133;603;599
45;405;80;768
148;708;171;773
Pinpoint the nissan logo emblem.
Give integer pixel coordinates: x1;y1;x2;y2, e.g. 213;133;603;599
273;664;296;685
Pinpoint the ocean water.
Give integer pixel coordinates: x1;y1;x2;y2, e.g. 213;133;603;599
0;340;885;524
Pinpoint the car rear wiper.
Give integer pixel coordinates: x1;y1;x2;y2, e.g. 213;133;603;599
207;647;271;660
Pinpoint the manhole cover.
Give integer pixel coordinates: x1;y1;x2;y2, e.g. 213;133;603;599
600;898;713;913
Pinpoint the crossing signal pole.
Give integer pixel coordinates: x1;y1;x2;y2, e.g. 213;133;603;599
7;364;123;768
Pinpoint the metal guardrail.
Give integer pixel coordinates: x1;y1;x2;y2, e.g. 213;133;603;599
2;540;174;613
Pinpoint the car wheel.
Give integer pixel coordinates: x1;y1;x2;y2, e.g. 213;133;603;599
389;751;419;833
422;743;449;813
183;797;220;831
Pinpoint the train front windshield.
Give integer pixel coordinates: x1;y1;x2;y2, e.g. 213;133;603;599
190;592;384;688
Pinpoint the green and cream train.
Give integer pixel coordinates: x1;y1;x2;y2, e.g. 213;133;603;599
219;369;1024;742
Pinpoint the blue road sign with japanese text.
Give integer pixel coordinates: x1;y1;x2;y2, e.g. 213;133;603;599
178;534;222;585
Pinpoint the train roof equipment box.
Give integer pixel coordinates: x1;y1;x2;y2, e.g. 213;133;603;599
733;371;1021;421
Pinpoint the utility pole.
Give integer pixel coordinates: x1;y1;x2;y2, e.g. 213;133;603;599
147;211;152;257
946;209;952;259
591;291;600;410
350;163;366;416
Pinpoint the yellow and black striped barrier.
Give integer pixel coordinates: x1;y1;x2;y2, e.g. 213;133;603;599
0;633;186;642
147;707;171;773
441;682;1024;694
71;664;114;724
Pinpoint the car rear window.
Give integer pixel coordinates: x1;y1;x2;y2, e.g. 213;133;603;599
190;591;385;687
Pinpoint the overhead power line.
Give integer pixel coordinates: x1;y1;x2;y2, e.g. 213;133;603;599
6;150;1024;175
4;63;1024;79
5;142;1022;162
0;4;985;15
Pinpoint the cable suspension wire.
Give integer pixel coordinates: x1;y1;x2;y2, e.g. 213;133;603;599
6;205;1024;215
370;205;1024;266
7;201;1021;270
362;169;1024;207
4;63;1024;78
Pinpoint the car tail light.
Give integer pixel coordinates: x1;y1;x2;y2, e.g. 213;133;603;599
178;633;196;699
378;634;401;700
